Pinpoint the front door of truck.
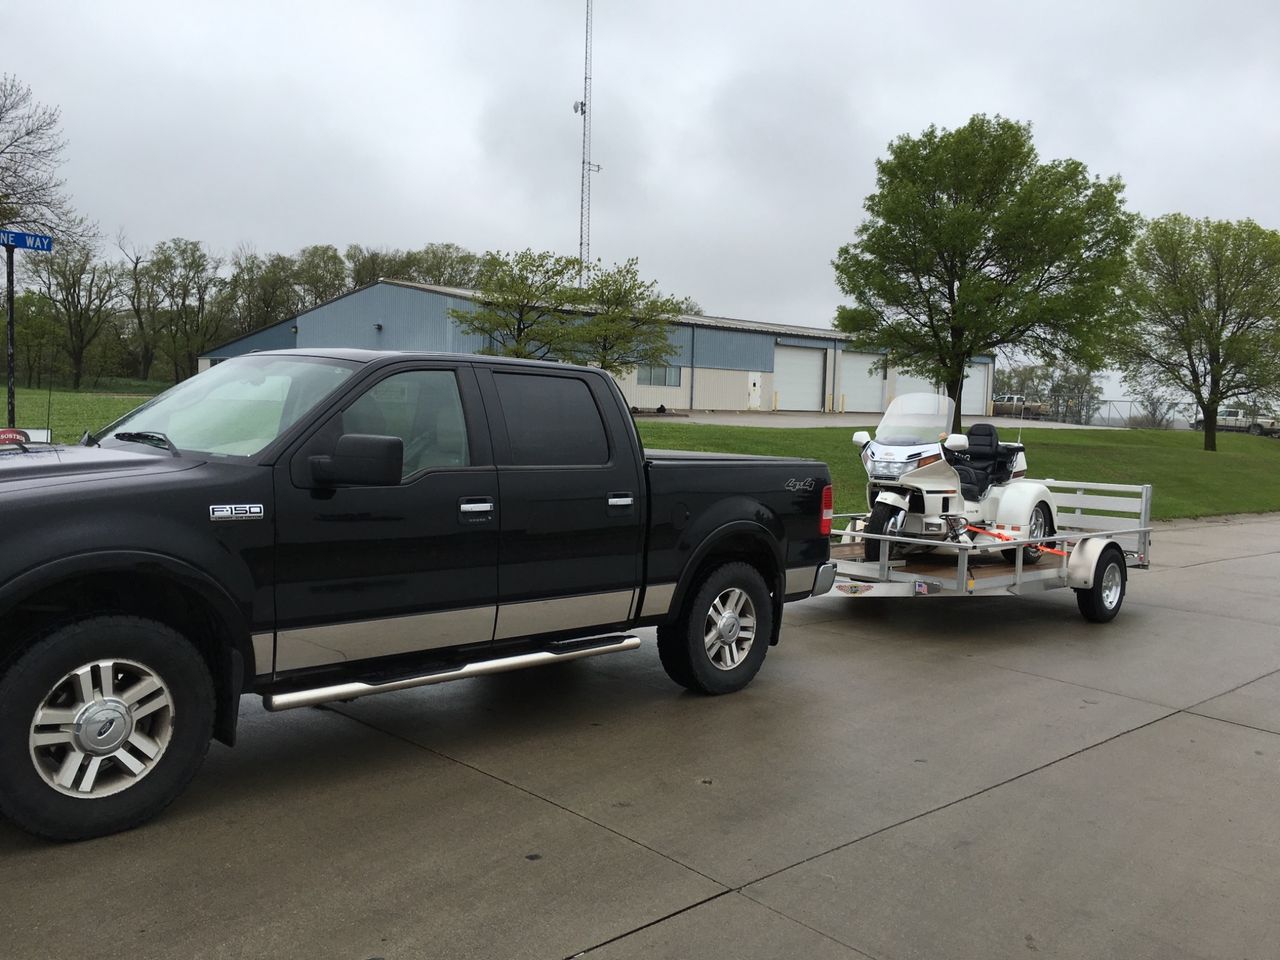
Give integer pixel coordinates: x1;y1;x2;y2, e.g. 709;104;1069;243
270;363;499;673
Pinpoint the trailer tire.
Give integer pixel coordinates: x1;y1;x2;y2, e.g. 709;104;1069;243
1075;546;1127;623
657;562;773;695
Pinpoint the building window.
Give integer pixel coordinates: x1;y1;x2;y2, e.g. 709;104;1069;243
637;365;681;387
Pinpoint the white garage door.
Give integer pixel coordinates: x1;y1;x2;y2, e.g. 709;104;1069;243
892;373;937;399
838;351;884;412
961;363;988;415
774;346;825;411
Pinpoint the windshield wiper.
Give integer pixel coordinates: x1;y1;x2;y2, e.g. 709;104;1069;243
80;430;100;447
113;431;181;457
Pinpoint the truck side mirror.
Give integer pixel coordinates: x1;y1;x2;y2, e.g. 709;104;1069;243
943;433;969;452
851;430;872;446
310;433;404;487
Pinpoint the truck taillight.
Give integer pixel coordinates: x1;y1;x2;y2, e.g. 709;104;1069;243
819;484;833;535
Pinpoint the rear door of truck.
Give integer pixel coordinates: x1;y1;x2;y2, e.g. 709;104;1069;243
477;365;646;640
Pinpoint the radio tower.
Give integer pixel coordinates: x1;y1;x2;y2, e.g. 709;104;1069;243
572;0;599;281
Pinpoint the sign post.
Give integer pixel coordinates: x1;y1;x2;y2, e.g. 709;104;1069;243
0;229;56;428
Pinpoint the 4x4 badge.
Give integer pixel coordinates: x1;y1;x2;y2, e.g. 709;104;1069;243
209;504;264;521
784;478;815;492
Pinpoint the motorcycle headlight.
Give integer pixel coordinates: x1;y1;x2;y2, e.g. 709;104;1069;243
867;459;910;478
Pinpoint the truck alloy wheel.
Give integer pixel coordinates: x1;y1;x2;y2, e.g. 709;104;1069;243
29;658;175;798
703;587;757;671
657;562;774;695
0;616;214;841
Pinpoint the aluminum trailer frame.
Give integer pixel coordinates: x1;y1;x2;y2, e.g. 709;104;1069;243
829;478;1152;603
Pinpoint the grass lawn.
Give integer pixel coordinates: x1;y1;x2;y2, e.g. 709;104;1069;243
11;387;152;443
637;420;1280;521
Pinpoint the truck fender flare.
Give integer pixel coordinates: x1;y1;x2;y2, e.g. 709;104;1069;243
0;550;254;673
993;482;1057;532
667;520;785;633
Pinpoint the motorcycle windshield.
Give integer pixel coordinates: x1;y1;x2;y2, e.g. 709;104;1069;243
874;392;956;445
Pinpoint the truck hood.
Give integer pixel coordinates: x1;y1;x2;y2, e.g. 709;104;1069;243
0;444;200;488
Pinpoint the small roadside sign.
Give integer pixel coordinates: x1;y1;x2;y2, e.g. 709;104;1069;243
4;229;56;430
0;230;54;252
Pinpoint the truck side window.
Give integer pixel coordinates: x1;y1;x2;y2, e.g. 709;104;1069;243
343;370;470;477
494;373;608;466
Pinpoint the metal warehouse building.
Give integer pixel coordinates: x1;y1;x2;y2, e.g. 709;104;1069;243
199;280;993;415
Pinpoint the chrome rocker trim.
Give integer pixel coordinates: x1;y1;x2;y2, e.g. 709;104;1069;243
262;634;642;711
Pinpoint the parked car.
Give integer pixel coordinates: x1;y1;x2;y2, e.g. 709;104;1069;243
0;349;835;840
991;395;1049;419
1191;407;1279;436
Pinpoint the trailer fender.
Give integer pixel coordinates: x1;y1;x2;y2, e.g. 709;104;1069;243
873;490;911;512
1068;538;1115;589
993;482;1057;532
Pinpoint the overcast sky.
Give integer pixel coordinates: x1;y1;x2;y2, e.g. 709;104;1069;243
10;0;1280;333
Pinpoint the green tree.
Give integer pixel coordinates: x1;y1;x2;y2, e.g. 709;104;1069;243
451;249;586;359
221;247;298;337
13;289;61;387
344;244;421;289
0;74;75;235
151;238;224;382
118;237;164;380
294;244;348;308
569;258;681;373
414;242;480;288
833;114;1135;432
30;240;121;389
1043;365;1102;424
1117;214;1280;451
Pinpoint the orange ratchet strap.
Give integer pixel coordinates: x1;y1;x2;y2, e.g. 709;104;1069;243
966;525;1068;557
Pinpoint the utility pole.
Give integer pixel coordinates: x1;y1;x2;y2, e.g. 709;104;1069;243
572;0;600;282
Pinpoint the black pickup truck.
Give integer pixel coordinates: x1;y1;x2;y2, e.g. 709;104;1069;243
0;349;834;840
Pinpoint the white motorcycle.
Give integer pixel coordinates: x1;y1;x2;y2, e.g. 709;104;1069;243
853;393;1057;563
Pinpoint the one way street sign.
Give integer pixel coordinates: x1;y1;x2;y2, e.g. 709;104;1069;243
0;230;54;252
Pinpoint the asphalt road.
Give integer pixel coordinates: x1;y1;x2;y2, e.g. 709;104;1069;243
3;515;1278;959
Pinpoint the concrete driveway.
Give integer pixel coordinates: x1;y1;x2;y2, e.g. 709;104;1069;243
3;516;1279;959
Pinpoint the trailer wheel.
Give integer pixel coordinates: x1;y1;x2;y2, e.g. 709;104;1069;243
863;502;902;562
0;616;214;841
657;562;774;695
1075;547;1127;623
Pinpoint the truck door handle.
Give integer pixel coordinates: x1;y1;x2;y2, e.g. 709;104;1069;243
607;494;634;508
459;497;495;523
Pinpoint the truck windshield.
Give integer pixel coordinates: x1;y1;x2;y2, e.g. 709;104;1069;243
96;355;359;457
874;392;955;446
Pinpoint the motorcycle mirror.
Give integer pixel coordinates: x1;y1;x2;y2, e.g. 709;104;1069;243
852;430;872;446
943;433;969;452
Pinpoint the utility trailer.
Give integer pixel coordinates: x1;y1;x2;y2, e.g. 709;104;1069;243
828;480;1152;622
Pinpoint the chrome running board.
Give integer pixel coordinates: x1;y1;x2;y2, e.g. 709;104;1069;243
262;634;642;711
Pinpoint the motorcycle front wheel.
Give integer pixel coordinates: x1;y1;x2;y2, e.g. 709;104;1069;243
863;502;903;562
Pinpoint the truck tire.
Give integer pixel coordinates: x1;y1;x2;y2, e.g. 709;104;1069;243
863;501;901;562
1002;501;1051;566
1074;546;1127;623
1248;423;1263;436
0;616;215;841
657;562;774;695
